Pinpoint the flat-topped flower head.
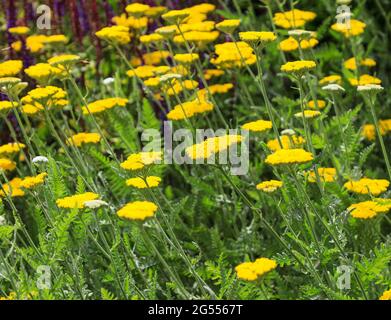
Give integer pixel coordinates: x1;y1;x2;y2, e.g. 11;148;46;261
8;26;30;35
0;158;16;171
43;34;68;44
0;142;25;155
126;176;161;189
83;200;108;209
140;33;164;44
344;57;376;70
25;63;65;84
379;289;391;300
239;31;276;46
162;9;190;24
265;148;313;166
307;100;326;109
349;74;381;86
242;119;272;133
174;53;199;65
331;19;366;37
20;173;47;189
235;257;277;281
344;178;389;196
281;60;316;74
256;180;283;193
279;36;318;52
56;192;100;209
267;135;305;152
0;178;24;197
319;75;342;85
0;60;23;77
307;167;337;183
120;151;162;171
155;25;179;38
117;201;158;221
348;199;391;219
216;19;241;34
322;84;345;92
0;101;15;112
357;84;384;93
125;3;150;17
96;26;131;44
66;133;101;147
173;31;220;47
48;54;80;67
82;97;128;115
273;9;316;29
294;110;321;119
167;99;213;120
0;77;21;87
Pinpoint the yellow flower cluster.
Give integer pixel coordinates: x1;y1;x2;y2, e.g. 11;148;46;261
216;19;241;34
131;51;170;67
267;135;305;152
235;258;277;281
0;142;25;155
185;135;243;160
0;60;23;77
265;149;313;166
166;79;198;96
127;65;170;79
281;60;316;73
203;69;224;80
348;199;391;219
348;74;381;86
331;19;366;37
242;119;272;133
0;178;25;197
380;289;391;300
167;99;214;121
0;158;16;171
82;97;128;115
279;36;319;52
174;53;199;65
344;57;376;70
344;178;390;196
319;75;342;85
294;110;321;119
19;173;47;189
307;100;326;109
273;9;316;29
21;86;68;115
25;63;65;83
239;31;276;44
56;192;100;209
307;168;337;183
173;31;220;47
8;26;30;35
0;101;14;112
120;151;162;171
126;176;161;189
66;133;101;147
256;180;283;193
96;26;131;44
117;201;158;221
11;34;67;53
211;42;256;69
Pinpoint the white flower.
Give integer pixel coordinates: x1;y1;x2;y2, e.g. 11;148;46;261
32;156;49;164
288;29;315;38
84;199;108;209
159;73;182;82
357;84;384;92
322;84;345;92
102;77;115;85
0;216;6;225
281;129;296;136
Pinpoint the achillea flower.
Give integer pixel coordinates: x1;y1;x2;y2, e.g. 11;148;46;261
211;42;256;69
127;65;168;79
279;36;318;52
43;34;68;44
185;135;243;160
256;180;283;193
139;33;164;44
96;26;131;44
145;6;167;18
8;26;30;35
0;60;23;77
167;99;214;120
216;19;241;34
126;176;161;189
20;173;47;189
0;178;24;197
242;119;272;133
379;289;391;300
239;31;277;45
267;135;305;151
0;142;25;155
281;60;316;74
203;69;224;80
179;21;215;33
32;156;49;164
66;132;101;147
307;168;337;183
82;97;128;114
362;124;376;141
357;84;384;92
83;199;108;209
322;84;345;92
56;192;100;209
25;63;65;83
294;110;321;119
155;25;179;38
344;178;389;196
331;19;366;37
143;77;161;88
0;101;14;111
174;53;199;65
48;54;80;67
166;79;198;96
344;57;376;70
273;9;316;29
235;258;277;281
0;158;16;171
173;31;220;47
265;149;313;166
121;151;162;171
125;3;150;17
307;100;326;109
162;9;190;24
117;201;158;221
135;51;170;66
319;75;342;85
21;86;68;115
348;199;391;219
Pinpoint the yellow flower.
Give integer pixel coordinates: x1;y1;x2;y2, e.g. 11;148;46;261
127;65;167;79
319;75;342;85
24;63;65;83
143;77;161;88
117;201;158;221
294;110;321;119
20;173;47;189
185;135;243;160
96;26;131;44
307;168;337;183
348;199;391;219
56;192;100;209
242;119;272;132
48;54;80;67
120;151;162;171
344;178;389;196
8;26;30;35
155;25;179;38
179;21;215;33
348;74;381;86
0;142;25;155
344;57;376;70
166;79;198;96
145;6;167;18
362;124;376;141
379;289;391;300
279;36;318;52
331;19;366;37
126;176;161;189
43;34;68;44
174;53;199;65
307;100;326;109
173;31;220;47
203;69;224;80
139;33;164;44
0;158;16;171
82;97;128;115
256;180;283;193
216;19;241;34
265;148;313;166
139;51;170;66
21;86;68;115
0;178;24;197
125;3;150;17
235;258;277;281
273;9;316;29
267;135;305;151
0;60;23;77
167;99;214;120
211;42;256;69
162;9;190;23
239;31;277;45
281;60;316;73
0;101;15;112
66;132;101;147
